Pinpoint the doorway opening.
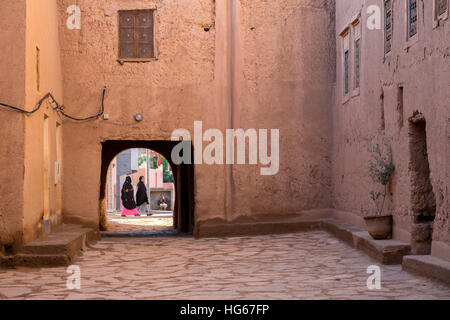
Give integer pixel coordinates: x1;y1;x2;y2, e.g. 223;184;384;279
408;112;436;254
99;141;195;235
105;148;175;233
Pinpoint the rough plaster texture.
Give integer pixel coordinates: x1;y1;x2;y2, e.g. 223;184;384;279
226;0;336;220
22;0;64;244
0;0;63;250
0;0;26;250
58;0;217;228
57;0;336;230
333;0;449;260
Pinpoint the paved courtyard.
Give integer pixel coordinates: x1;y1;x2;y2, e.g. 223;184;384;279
106;213;173;233
0;231;449;300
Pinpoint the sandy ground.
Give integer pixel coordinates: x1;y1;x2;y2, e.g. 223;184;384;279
105;212;174;233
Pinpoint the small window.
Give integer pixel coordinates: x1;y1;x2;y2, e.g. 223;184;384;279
354;39;360;89
342;31;350;96
119;10;154;60
434;0;449;26
353;21;361;90
438;0;448;17
408;0;418;38
384;0;393;54
344;50;349;95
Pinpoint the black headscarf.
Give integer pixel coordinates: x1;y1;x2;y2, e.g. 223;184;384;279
121;176;137;210
136;176;149;206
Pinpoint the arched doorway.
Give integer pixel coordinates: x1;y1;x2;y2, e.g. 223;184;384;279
99;140;195;234
105;148;175;232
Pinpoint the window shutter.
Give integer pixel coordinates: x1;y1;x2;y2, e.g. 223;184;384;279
119;11;136;58
137;11;154;58
119;10;154;59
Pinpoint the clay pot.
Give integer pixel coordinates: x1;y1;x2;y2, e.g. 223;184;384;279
364;215;392;240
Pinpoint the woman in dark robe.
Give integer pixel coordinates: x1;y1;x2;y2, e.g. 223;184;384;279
121;176;139;216
136;176;150;216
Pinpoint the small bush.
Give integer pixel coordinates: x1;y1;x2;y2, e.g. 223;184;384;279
365;139;395;215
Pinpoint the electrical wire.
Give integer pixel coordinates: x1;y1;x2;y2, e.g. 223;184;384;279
0;87;107;121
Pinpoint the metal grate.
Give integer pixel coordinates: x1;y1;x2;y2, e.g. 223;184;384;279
438;0;448;16
409;0;418;38
119;10;155;59
385;0;392;54
355;39;360;89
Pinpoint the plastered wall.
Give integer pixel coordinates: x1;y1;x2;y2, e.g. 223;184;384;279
57;0;336;230
0;0;26;250
333;0;449;260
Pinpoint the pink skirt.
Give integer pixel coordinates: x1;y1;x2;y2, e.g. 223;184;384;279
121;205;139;216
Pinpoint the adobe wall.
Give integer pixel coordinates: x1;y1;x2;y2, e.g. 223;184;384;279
333;0;449;260
227;0;336;220
58;0;219;228
58;0;336;231
22;0;65;244
0;0;26;251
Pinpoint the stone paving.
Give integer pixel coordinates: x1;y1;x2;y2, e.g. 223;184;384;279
0;231;449;300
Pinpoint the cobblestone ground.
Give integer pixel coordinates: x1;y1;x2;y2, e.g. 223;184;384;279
0;231;449;300
106;213;173;233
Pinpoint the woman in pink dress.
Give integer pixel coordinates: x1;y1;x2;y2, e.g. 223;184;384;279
121;176;140;216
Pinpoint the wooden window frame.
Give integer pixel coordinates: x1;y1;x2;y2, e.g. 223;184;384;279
118;9;155;63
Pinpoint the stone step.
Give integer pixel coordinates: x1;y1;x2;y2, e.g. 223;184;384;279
403;255;450;285
13;224;100;267
13;254;71;267
321;218;411;265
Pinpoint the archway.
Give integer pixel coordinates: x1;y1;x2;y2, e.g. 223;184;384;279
99;140;195;234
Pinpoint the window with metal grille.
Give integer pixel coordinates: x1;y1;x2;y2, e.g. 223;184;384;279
438;0;448;17
354;39;360;89
119;10;154;60
353;21;361;90
408;0;418;38
384;0;392;54
344;49;349;95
